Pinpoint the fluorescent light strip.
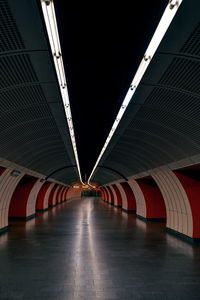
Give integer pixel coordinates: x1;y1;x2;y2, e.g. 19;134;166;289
41;0;84;184
88;0;183;184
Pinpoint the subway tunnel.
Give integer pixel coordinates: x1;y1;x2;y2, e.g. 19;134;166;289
1;0;200;299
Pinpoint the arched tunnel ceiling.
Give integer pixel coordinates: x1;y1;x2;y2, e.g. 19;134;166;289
53;0;168;179
0;0;169;185
2;0;200;186
0;0;78;184
92;0;200;185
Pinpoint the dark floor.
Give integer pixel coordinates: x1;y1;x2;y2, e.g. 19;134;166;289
1;198;200;299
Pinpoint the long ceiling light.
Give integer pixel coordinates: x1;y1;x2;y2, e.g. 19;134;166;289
41;0;84;184
88;0;183;184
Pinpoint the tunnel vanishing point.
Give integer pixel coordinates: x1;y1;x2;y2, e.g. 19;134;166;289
1;0;200;299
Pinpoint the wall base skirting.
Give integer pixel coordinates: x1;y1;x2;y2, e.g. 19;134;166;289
0;226;8;234
9;213;36;221
114;205;122;208
49;204;57;207
167;228;200;244
122;208;136;214
36;208;48;212
137;215;166;222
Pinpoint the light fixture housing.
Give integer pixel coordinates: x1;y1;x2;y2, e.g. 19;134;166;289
41;0;84;184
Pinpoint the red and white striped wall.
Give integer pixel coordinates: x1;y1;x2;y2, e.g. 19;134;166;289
102;186;109;203
36;182;55;211
63;187;70;201
117;182;136;213
59;186;66;203
112;184;122;208
152;168;192;237
105;186;114;205
52;185;61;206
109;185;118;207
128;179;166;221
152;168;199;240
99;188;105;201
100;165;200;241
26;179;44;218
56;186;64;204
48;184;59;207
0;168;24;230
8;176;38;220
100;182;135;212
0;159;80;233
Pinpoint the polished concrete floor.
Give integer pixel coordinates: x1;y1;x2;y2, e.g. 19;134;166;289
0;197;200;299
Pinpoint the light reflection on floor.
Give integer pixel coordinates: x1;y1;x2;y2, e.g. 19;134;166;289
0;197;200;299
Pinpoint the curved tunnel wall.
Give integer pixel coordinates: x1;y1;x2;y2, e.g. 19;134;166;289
26;179;44;218
120;182;136;213
36;182;52;211
99;188;105;200
0;168;24;230
0;162;77;233
106;186;112;203
56;186;63;204
174;171;200;239
100;165;200;241
63;187;70;201
152;168;193;238
112;184;122;208
109;185;117;207
43;183;56;210
9;176;38;220
1;0;200;245
48;184;59;207
102;187;109;203
103;187;109;202
92;0;200;241
128;178;166;221
152;168;200;239
106;186;114;205
59;186;66;203
52;185;61;206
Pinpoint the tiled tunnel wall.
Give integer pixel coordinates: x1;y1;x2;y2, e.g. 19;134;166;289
1;162;200;243
0;164;82;233
100;166;200;242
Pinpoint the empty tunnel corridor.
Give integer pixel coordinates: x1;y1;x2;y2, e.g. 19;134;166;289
0;197;200;299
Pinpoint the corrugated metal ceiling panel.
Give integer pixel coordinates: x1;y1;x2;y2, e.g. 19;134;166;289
0;0;78;184
93;0;200;185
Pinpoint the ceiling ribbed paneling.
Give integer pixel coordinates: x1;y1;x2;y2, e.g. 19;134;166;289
0;0;25;51
0;0;78;184
93;0;200;185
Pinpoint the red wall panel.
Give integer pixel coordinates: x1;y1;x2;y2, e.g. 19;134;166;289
120;182;136;211
112;184;122;207
106;186;114;205
9;178;37;218
36;182;51;211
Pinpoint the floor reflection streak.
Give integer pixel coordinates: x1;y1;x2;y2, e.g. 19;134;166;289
87;201;102;292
